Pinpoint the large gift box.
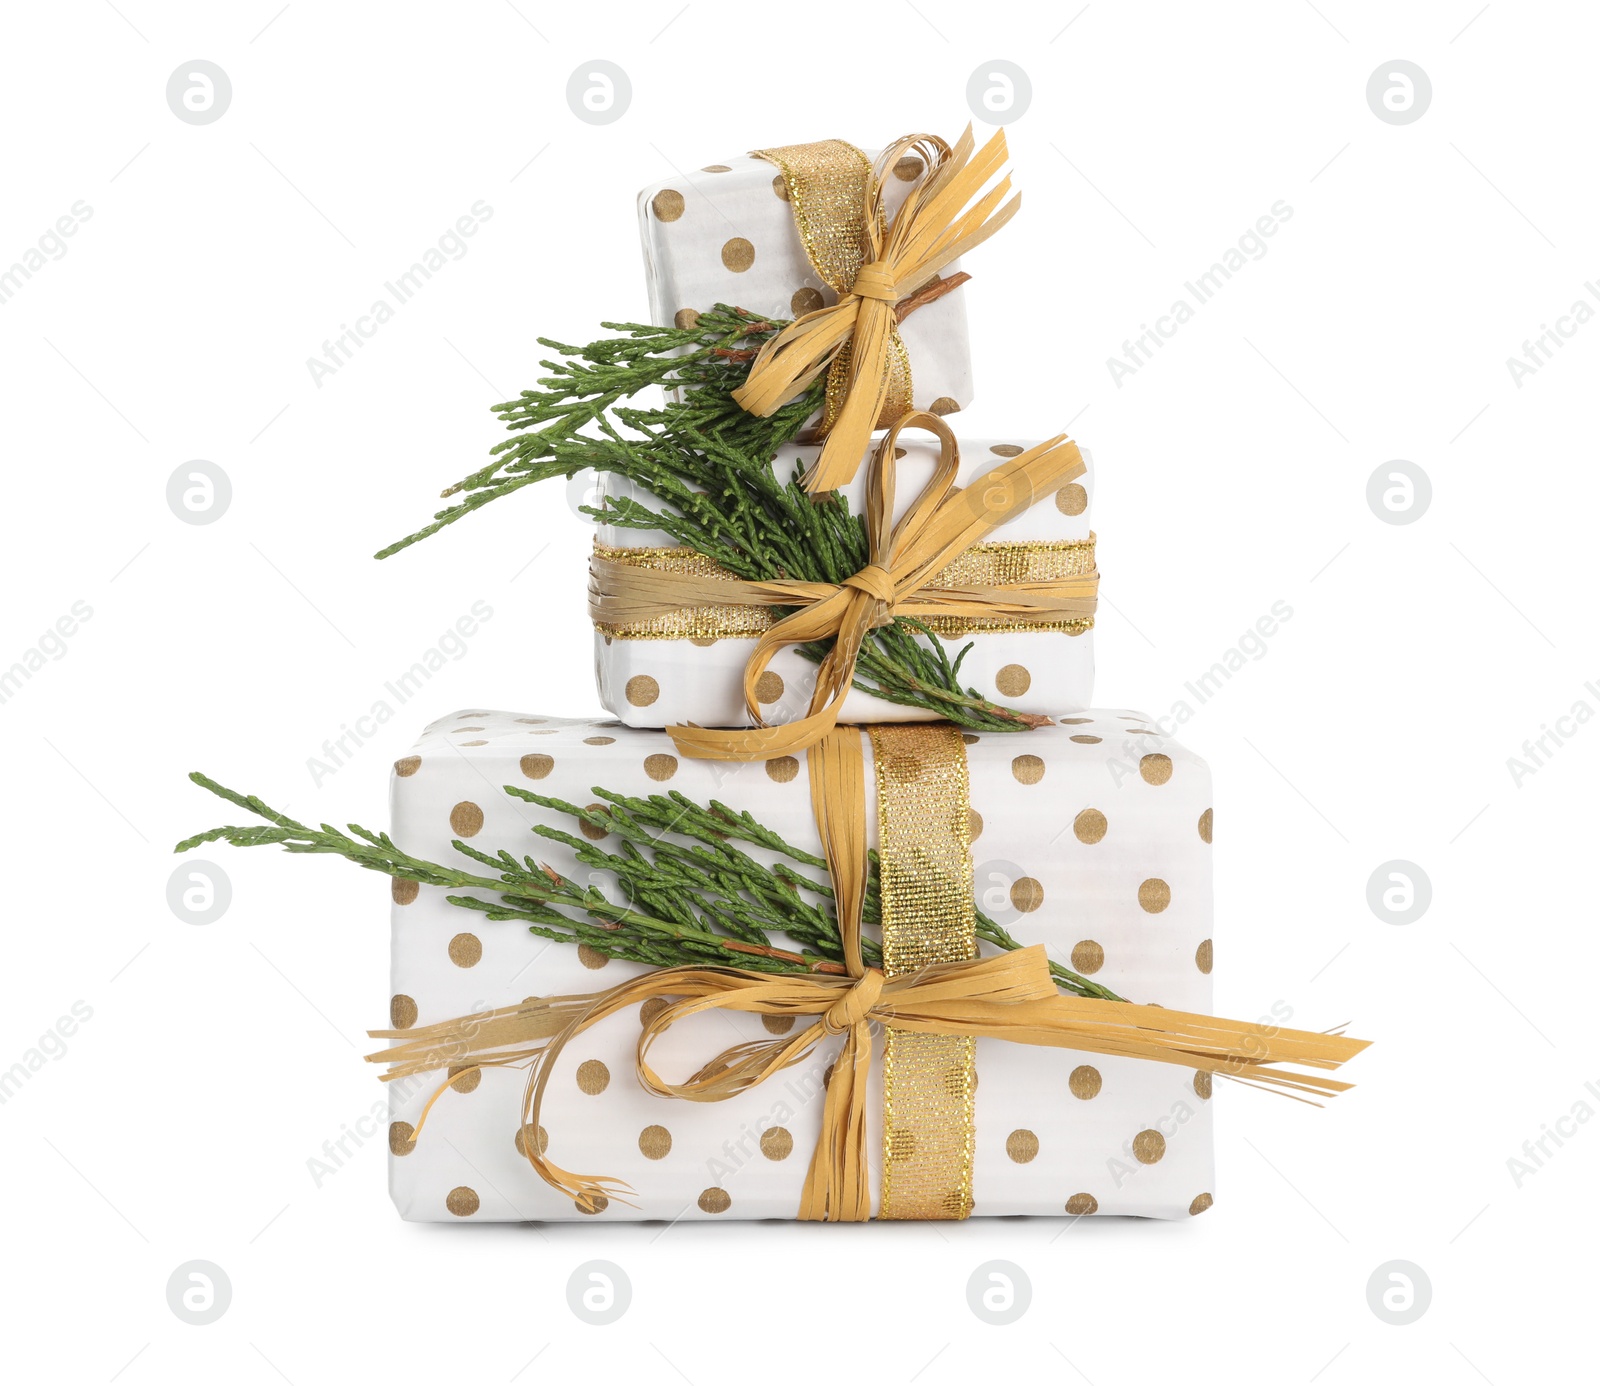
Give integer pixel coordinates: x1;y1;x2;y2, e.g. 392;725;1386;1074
592;429;1098;729
637;143;973;416
385;708;1215;1222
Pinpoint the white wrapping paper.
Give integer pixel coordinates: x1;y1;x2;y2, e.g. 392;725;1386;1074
637;147;972;412
592;432;1096;728
387;709;1214;1223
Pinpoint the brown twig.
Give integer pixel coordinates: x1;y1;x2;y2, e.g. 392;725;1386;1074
895;271;972;324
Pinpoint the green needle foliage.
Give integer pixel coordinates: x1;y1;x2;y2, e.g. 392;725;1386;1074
177;772;1123;1002
375;305;1040;734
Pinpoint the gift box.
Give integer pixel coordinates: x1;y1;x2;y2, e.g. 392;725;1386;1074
385;707;1214;1222
591;429;1097;730
638;142;973;417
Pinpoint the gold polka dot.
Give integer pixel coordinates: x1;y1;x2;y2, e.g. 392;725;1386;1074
390;994;418;1029
644;753;679;781
674;308;700;330
721;237;755;272
1073;808;1107;843
1011;753;1045;785
1138;879;1172;914
520;753;555;780
1193;1071;1213;1100
962;732;980;744
583;735;615;745
577;1195;608;1215
989;443;1024;457
513;1123;549;1158
689;637;718;647
1189;1192;1214;1216
888;1127;917;1160
1198;808;1213;844
1195;938;1213;974
1070;734;1102;744
576;1059;610;1095
790;286;824;316
1006;1128;1040;1163
1069;1065;1102;1100
1009;877;1044;913
702;164;731;172
394;755;421;777
448;932;482;968
760;1126;794;1160
651;189;685;221
515;717;547;725
639;1125;673;1160
1065;1193;1098;1216
1070;940;1104;974
626;675;660;707
772;173;790;200
1140;753;1173;786
893;155;925;181
967;809;983;842
1132;1129;1166;1164
391;876;419;905
698;1187;731;1214
389;1121;416;1155
766;755;799;783
580;804;610;841
459;739;487;747
761;1014;795;1035
577;944;610;970
994;663;1031;697
1055;483;1088;516
755;670;785;703
929;396;960;415
448;1064;480;1093
445;1186;479;1217
449;801;484;837
640;996;671;1027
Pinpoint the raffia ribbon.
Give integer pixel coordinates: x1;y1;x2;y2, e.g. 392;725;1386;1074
589;411;1099;763
738;127;1019;493
368;727;1370;1221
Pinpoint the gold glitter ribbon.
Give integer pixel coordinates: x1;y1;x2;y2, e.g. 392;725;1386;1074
368;729;1371;1222
592;537;1097;641
739;127;1019;493
870;724;977;1219
633;412;1096;763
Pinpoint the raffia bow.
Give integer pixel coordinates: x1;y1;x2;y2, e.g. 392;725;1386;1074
736;127;1019;493
589;411;1098;763
369;729;1370;1221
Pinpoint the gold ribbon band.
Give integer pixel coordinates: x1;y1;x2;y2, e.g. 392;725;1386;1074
591;537;1098;641
871;725;977;1219
368;728;1370;1221
739;128;1019;493
657;412;1096;763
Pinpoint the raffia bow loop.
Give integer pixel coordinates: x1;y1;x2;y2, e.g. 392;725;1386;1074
739;127;1020;493
665;412;1092;762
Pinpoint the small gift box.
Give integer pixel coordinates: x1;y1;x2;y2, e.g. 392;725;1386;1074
383;708;1216;1222
591;427;1097;732
638;138;974;422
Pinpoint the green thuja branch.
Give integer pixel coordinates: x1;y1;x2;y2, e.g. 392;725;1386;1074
178;773;1123;1002
374;305;1041;734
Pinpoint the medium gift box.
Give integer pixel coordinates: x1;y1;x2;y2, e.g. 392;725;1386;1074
382;708;1216;1222
592;427;1098;731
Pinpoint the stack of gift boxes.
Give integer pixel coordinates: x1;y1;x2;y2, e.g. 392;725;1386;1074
384;135;1218;1223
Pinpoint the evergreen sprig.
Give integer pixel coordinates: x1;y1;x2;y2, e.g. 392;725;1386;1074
374;305;1042;734
177;772;1123;1002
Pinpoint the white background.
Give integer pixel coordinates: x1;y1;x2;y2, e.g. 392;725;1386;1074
1;2;1594;1381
